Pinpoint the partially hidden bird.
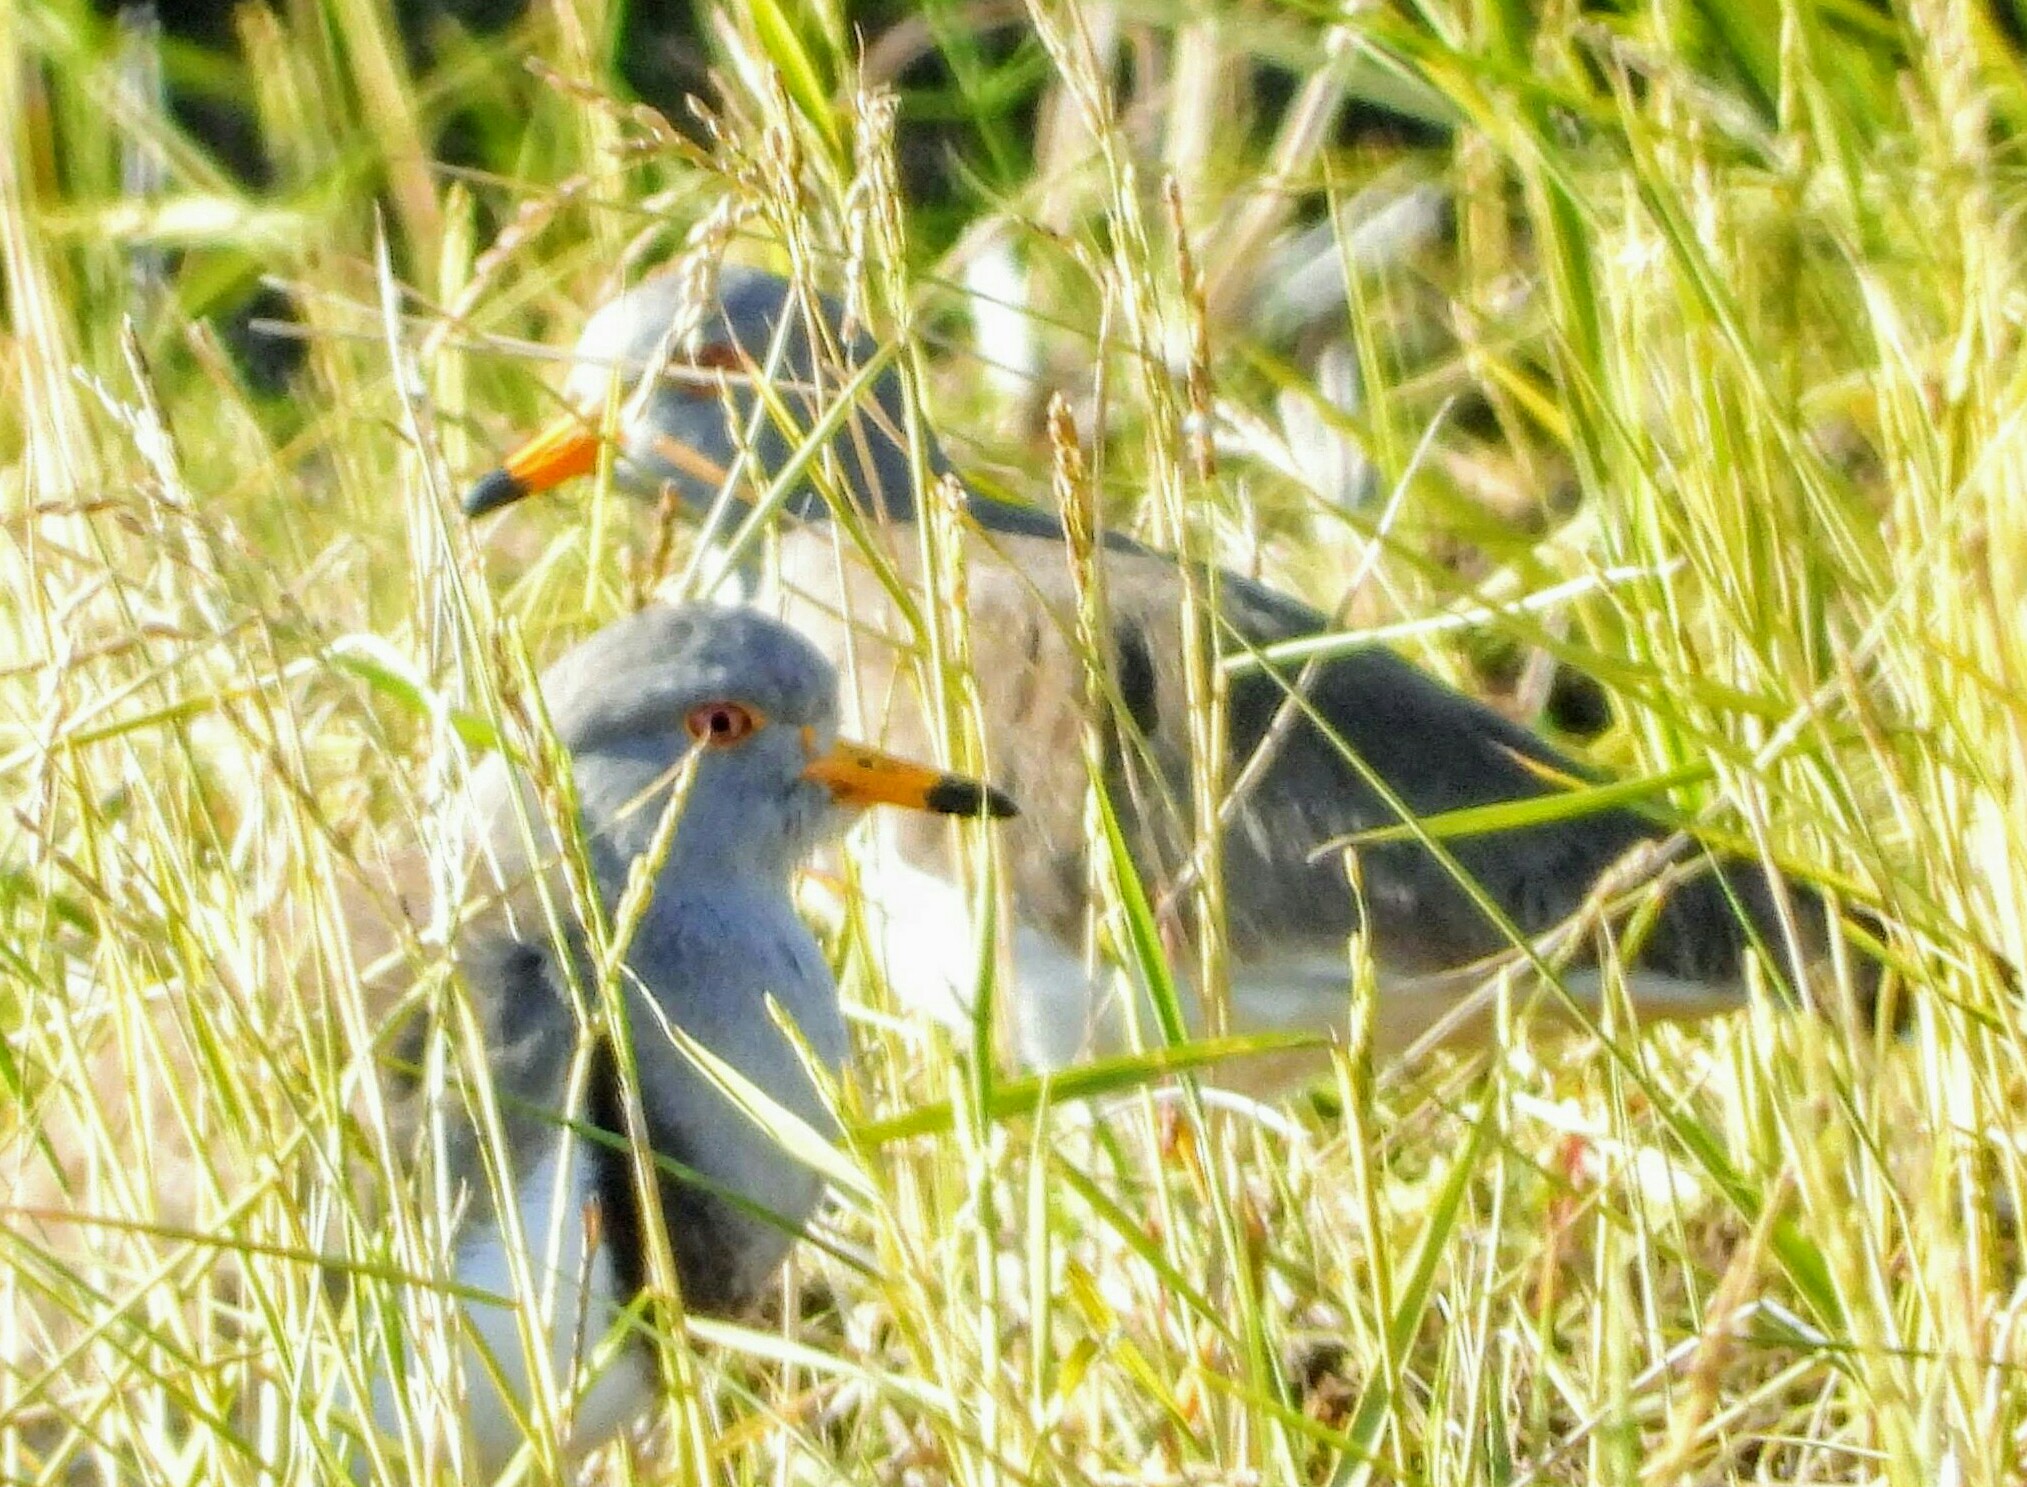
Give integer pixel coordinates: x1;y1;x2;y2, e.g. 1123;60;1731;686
461;265;1881;1073
368;603;1014;1471
2;603;1016;1479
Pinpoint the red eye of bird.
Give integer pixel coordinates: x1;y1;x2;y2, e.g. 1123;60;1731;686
670;341;745;400
685;701;760;747
692;341;745;372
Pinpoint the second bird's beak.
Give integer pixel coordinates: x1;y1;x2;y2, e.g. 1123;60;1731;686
802;735;1017;820
464;410;733;518
464;412;604;518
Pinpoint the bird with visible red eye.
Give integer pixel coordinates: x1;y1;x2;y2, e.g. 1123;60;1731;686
356;603;1015;1472
685;700;760;747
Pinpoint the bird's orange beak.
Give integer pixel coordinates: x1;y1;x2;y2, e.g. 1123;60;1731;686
801;733;1016;819
463;412;604;517
464;415;737;517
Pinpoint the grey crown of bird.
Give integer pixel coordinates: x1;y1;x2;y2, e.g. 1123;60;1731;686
368;603;1012;1471
464;265;1882;1069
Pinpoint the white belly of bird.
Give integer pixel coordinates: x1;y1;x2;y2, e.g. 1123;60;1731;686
841;838;1095;1060
369;1145;654;1475
847;853;1364;1075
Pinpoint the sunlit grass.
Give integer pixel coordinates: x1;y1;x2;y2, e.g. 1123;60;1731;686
3;1;2023;1484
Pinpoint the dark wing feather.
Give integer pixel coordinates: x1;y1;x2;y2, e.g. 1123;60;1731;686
1180;564;1836;985
391;913;781;1317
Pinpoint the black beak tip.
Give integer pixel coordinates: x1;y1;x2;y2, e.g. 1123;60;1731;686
462;468;528;518
926;778;1020;820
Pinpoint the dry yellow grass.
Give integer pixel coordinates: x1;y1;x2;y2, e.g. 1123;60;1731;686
3;2;2023;1483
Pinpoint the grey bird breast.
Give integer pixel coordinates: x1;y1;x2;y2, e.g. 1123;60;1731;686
419;881;843;1321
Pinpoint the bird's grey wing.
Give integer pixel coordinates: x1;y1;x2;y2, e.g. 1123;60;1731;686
772;521;1832;999
962;534;1836;992
1199;565;1838;988
383;922;770;1316
374;929;585;1234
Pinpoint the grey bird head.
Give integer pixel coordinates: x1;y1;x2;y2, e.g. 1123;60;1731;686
463;266;929;526
500;604;1014;889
